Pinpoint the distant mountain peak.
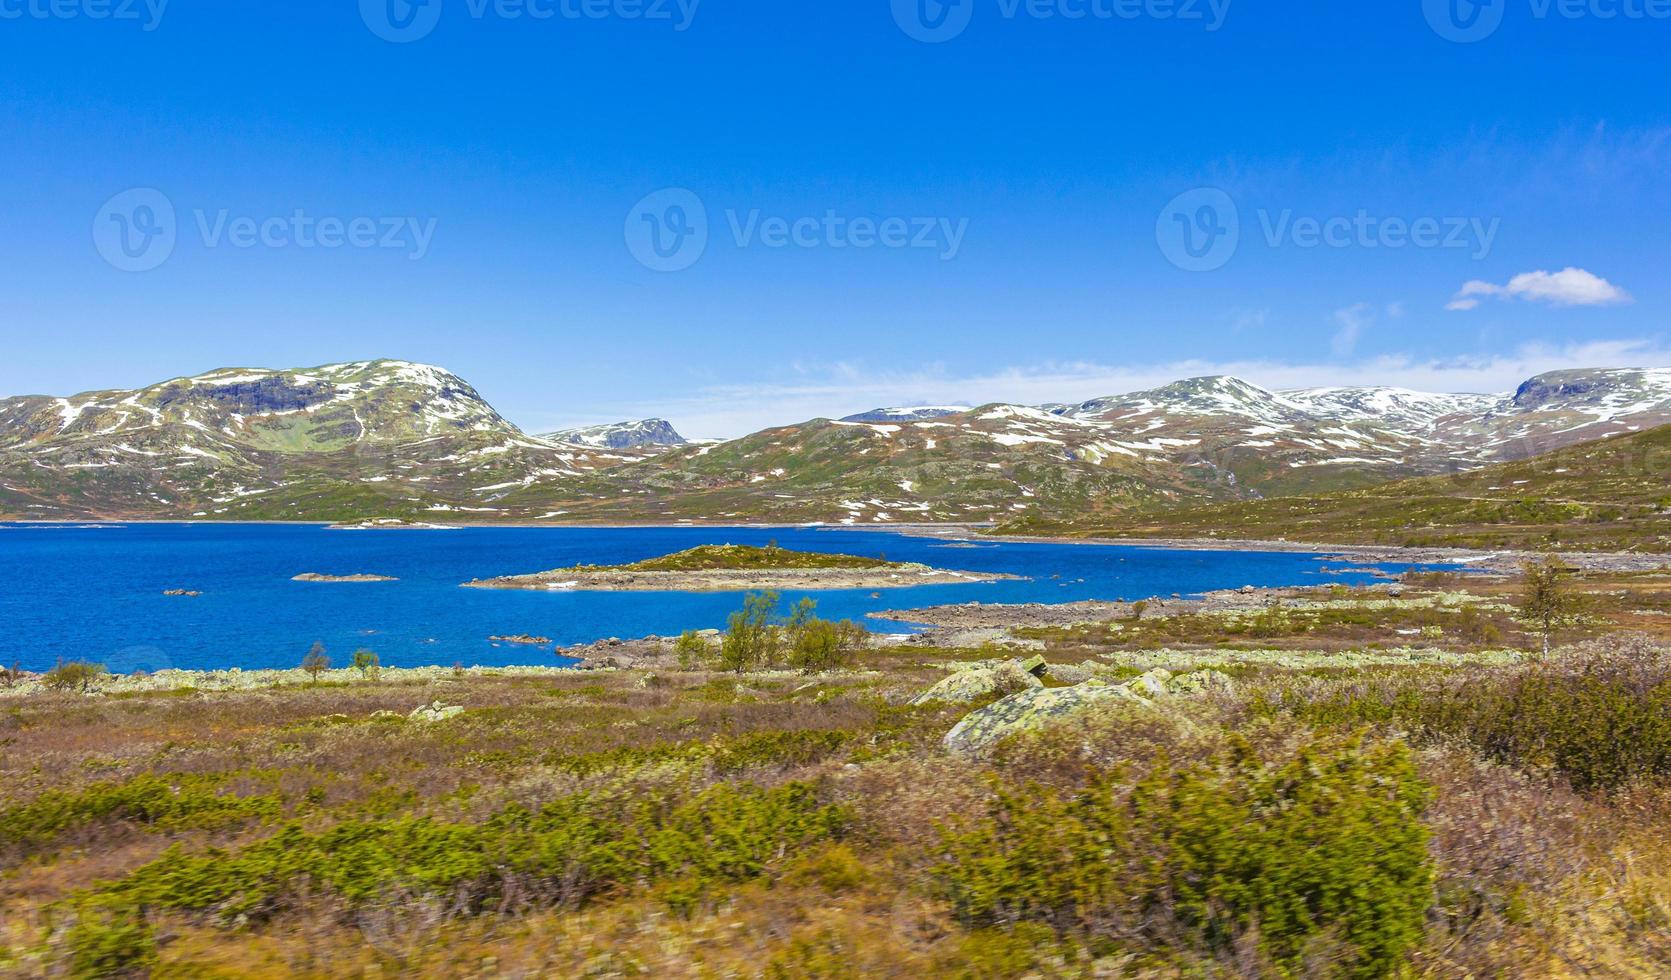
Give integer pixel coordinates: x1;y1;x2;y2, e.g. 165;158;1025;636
546;418;687;450
1511;367;1671;414
840;406;972;423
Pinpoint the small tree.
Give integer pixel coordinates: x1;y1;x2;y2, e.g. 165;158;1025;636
787;618;868;673
674;630;714;670
719;591;782;674
44;660;109;694
1517;556;1583;656
301;642;330;683
351;649;381;679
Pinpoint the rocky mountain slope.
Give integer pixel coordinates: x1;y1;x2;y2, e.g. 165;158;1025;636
2;362;1668;525
545;419;687;450
532;370;1671;526
1059;422;1671;553
0;361;660;522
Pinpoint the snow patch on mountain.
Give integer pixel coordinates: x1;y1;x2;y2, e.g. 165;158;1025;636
840;406;972;423
545;419;687;450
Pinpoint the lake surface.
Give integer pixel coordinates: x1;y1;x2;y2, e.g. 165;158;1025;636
0;523;1455;673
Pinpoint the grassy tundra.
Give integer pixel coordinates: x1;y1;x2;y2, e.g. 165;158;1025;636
3;568;1671;977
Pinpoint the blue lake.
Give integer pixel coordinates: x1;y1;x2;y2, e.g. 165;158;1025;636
0;523;1454;673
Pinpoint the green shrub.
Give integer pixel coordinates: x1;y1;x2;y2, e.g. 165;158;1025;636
350;649;380;678
81;780;849;929
44;661;109;694
673;630;713;670
936;732;1433;977
1;774;281;853
62;903;156;979
787;618;867;673
1288;639;1671;792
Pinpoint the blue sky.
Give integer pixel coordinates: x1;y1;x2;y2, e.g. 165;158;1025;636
1;0;1668;436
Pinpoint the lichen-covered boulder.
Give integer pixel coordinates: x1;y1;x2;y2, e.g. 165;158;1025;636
910;661;1043;706
1123;668;1174;698
1167;669;1235;695
1017;654;1048;677
944;681;1147;753
408;700;464;722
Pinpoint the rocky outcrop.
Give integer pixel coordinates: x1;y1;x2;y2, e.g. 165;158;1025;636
408;701;463;722
944;681;1144;752
910;660;1043;706
943;668;1237;754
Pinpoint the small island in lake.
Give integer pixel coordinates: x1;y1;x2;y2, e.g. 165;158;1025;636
461;543;1018;593
291;573;400;583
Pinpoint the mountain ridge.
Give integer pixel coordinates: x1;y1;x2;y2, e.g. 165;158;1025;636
3;361;1669;527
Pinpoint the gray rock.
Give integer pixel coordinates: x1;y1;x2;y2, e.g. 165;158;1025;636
408;700;464;722
1124;668;1174;698
944;681;1147;753
910;660;1043;706
1166;669;1235;695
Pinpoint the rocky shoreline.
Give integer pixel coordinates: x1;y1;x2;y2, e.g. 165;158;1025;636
461;563;1018;593
0;664;579;698
868;581;1419;637
872;524;1671;576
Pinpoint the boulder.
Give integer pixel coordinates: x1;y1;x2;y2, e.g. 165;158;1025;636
1017;654;1048;677
1123;668;1174;698
1167;669;1235;695
408;700;464;722
944;681;1147;753
910;661;1043;706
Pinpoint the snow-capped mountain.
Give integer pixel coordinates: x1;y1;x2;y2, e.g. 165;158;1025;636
839;406;974;423
0;361;674;522
0;360;514;453
2;362;1667;524
1275;387;1499;432
545;419;687;450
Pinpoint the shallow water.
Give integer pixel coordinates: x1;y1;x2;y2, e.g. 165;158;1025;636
0;523;1454;673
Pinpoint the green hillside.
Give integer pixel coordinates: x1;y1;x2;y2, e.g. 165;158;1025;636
1022;424;1671;553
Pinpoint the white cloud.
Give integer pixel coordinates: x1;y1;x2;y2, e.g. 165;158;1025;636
1330;304;1370;357
547;338;1671;439
1448;267;1631;311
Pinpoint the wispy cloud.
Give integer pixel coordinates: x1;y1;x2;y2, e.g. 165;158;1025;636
1447;267;1631;311
1330;303;1372;357
535;338;1671;439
